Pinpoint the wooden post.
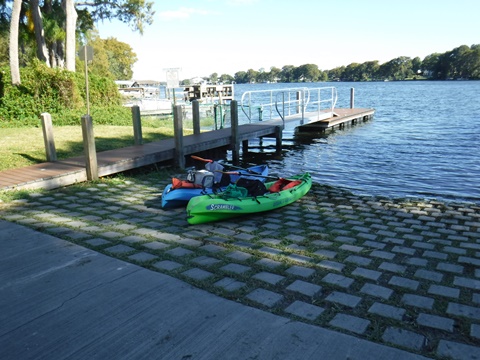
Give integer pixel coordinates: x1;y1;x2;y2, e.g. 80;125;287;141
350;88;355;109
131;105;143;145
275;126;282;155
40;112;57;162
230;100;240;163
81;114;98;180
173;105;185;169
242;140;249;154
192;100;200;135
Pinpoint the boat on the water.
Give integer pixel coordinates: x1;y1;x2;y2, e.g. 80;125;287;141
186;172;312;225
161;164;269;209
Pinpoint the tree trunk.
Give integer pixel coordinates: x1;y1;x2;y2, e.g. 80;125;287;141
64;0;77;71
30;0;51;67
49;43;57;68
9;0;22;85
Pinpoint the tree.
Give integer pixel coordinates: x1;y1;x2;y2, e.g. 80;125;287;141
268;66;281;82
280;65;295;82
465;44;480;79
422;53;441;78
65;0;77;71
30;0;50;65
103;37;137;79
359;61;380;81
6;0;154;74
234;71;247;84
342;63;362;81
294;64;320;82
246;68;258;83
411;57;422;75
209;72;218;84
448;45;473;79
327;66;344;81
64;0;154;72
256;68;268;83
219;73;234;84
9;0;22;85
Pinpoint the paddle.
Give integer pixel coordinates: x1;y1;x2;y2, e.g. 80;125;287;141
214;170;282;181
191;155;213;163
191;155;264;175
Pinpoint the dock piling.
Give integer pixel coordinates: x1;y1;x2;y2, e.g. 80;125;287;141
192;100;201;135
275;126;283;154
131;105;143;145
230;100;240;163
81;114;98;180
40;113;57;162
173;105;185;169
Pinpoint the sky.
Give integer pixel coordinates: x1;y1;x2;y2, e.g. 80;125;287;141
95;0;480;82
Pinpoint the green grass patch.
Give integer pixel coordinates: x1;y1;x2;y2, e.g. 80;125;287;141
0;121;191;171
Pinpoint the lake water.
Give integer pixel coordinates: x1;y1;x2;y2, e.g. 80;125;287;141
231;81;480;203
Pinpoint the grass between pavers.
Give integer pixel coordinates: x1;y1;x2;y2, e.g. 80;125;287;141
1;170;480;358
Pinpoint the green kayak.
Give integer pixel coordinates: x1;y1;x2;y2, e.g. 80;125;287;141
186;172;312;225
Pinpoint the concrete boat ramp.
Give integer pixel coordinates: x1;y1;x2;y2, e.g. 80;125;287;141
0;220;427;360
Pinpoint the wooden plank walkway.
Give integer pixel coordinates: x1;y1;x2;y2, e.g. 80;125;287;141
0;108;373;191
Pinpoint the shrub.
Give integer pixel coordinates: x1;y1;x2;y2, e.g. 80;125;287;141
0;60;126;127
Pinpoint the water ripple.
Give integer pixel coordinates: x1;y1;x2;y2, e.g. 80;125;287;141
235;81;480;202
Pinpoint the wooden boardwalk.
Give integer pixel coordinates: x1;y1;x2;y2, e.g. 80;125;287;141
0;108;374;191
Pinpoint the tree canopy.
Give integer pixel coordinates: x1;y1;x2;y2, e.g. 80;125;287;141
1;0;153;83
208;44;480;84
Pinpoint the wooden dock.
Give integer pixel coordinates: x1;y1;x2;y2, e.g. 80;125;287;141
0;107;374;191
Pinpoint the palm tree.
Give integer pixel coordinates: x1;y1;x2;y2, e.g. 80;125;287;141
9;0;22;85
64;0;77;71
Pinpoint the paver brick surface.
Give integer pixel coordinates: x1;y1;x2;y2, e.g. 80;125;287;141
284;300;324;321
329;314;370;335
382;327;425;351
2;179;480;359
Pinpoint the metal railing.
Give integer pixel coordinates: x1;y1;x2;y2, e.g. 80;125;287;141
240;86;338;127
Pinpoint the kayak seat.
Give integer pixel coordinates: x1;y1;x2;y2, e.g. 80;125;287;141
171;177;203;190
269;179;301;193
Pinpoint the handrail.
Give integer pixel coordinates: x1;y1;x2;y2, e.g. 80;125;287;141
240;86;337;127
240;88;306;122
309;87;338;120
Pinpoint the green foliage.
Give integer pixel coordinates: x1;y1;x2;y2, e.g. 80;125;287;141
230;44;480;83
0;33;7;67
0;60;127;127
103;37;138;80
79;0;155;34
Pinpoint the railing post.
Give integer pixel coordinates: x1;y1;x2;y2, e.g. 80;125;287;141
350;88;355;109
296;91;301;114
231;100;240;163
173;105;185;169
192;100;200;135
131;105;143;145
81;114;98;180
40;112;57;162
301;90;305;124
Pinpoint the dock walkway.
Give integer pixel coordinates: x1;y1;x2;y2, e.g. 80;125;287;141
0;108;373;191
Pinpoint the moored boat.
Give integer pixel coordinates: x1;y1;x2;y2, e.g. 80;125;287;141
161;164;269;209
186;172;312;224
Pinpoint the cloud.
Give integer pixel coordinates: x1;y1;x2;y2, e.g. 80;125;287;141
158;7;215;21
